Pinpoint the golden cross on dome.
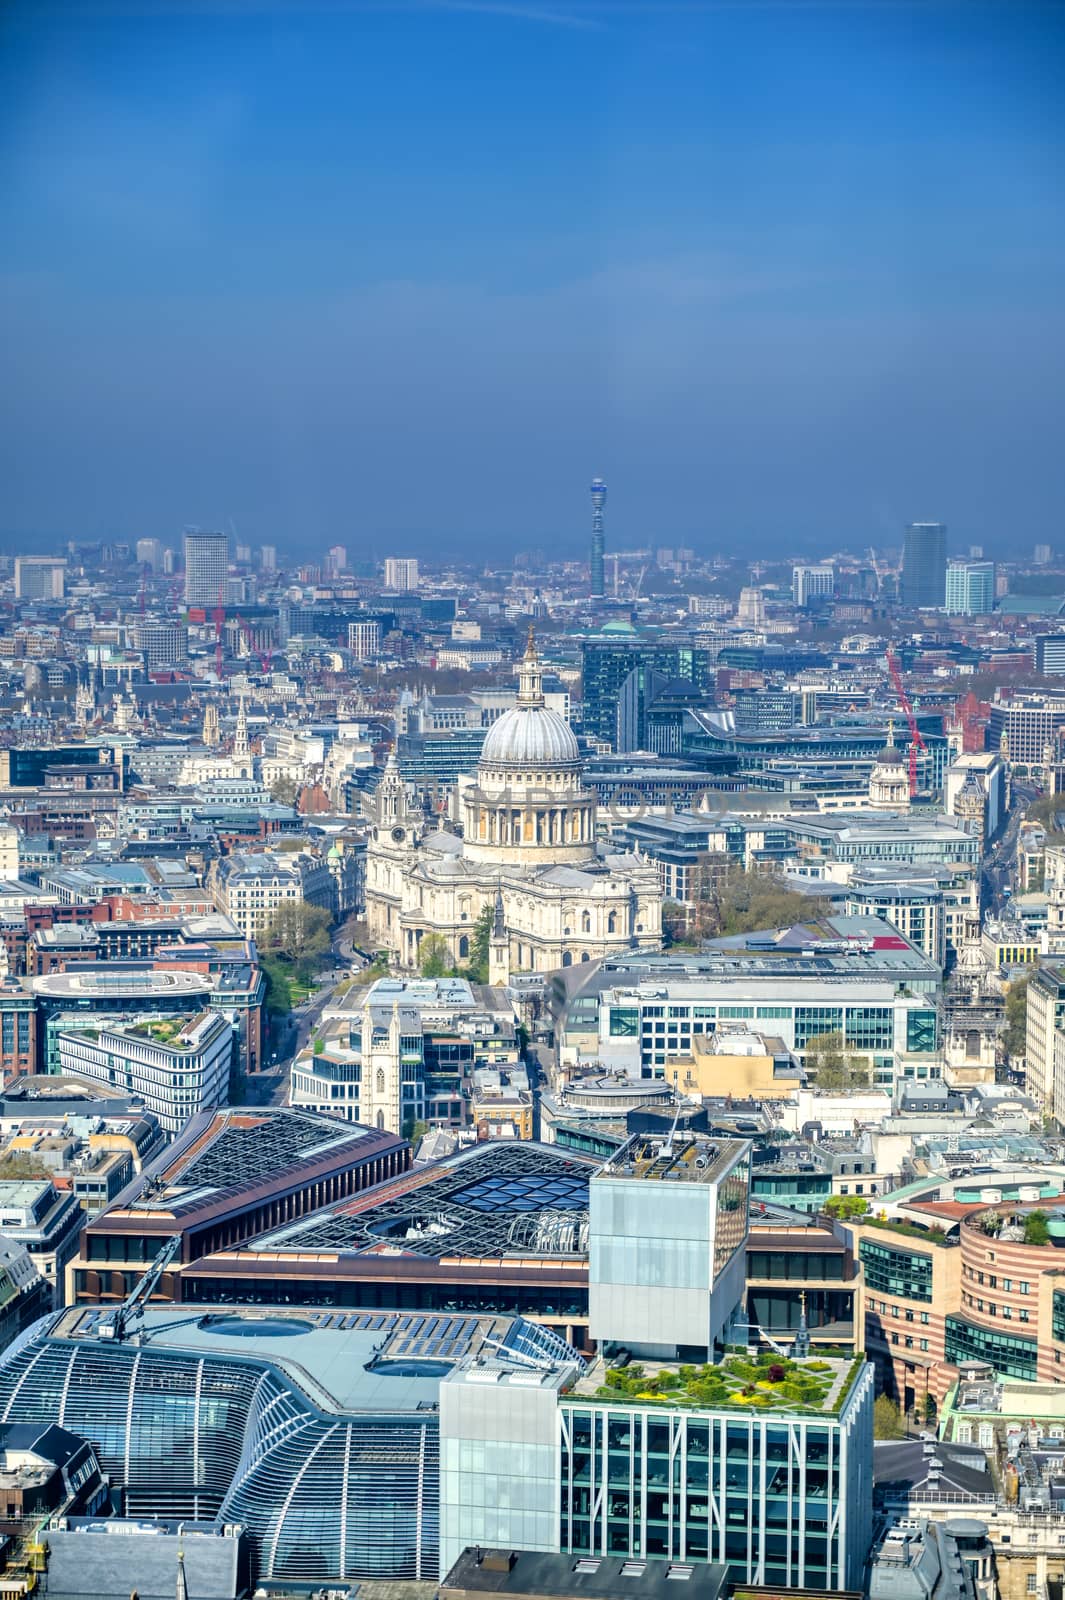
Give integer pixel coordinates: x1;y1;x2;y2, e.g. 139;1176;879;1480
526;623;537;659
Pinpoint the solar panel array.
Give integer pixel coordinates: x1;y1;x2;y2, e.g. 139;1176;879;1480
305;1310;481;1360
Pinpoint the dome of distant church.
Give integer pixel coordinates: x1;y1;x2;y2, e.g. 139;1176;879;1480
480;702;580;769
876;741;904;766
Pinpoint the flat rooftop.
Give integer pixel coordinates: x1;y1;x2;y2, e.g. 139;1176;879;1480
241;1140;599;1262
32;968;213;999
597;1133;747;1186
95;1107;397;1223
47;1304;580;1417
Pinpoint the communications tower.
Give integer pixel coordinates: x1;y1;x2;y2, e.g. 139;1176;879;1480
590;477;607;598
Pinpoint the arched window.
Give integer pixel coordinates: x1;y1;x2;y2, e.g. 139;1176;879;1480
966;1029;981;1060
459;935;469;959
376;1111;385;1130
607;911;617;934
580;951;590;963
562;951;573;967
376;1067;385;1095
581;911;591;933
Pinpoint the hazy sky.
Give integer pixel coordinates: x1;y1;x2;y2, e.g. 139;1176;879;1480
2;0;1063;562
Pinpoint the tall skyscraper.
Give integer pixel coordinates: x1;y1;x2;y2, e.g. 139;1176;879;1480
945;560;995;616
259;544;277;572
900;521;947;608
326;543;348;577
792;563;835;607
183;531;228;608
590;477;606;598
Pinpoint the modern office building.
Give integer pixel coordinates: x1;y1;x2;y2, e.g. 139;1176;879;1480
259;543;277;571
581;638;715;747
66;1105;407;1307
1033;634;1065;676
55;1010;234;1135
173;1140;600;1344
347;618;381;660
14;556;66;601
574;921;942;1089
988;691;1065;772
384;556;420;591
945;560;995;616
590;478;607;598
183;530;229;608
901;521;947;608
792;563;835;607
0;1302;577;1584
441;1125;873;1593
588;1132;750;1359
325;542;348;576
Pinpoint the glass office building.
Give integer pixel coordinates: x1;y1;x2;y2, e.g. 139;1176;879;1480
0;1305;575;1584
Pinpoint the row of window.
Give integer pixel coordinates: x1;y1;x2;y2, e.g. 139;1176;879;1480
960;1292;1031;1323
963;1265;1031;1293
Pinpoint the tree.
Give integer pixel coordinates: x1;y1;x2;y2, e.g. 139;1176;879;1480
823;1195;870;1221
874;1394;906;1440
1024;1210;1050;1246
269;776;299;806
261;900;333;973
804;1032;872;1093
418;933;451;978
465;905;493;983
1003;978;1029;1059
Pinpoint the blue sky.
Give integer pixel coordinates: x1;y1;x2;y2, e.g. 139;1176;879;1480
1;0;1063;561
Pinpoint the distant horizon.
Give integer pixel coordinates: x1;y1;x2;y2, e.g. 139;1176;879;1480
2;1;1062;560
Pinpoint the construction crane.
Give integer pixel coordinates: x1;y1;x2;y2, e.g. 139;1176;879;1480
886;647;927;798
98;1234;181;1342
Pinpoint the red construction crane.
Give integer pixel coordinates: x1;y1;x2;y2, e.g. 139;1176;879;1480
886;648;927;797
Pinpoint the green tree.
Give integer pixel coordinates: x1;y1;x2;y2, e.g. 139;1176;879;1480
465;905;494;983
1024;1210;1050;1246
418;933;451;978
269;776;299;806
1003;978;1029;1059
823;1194;870;1221
804;1032;872;1093
261;900;333;976
873;1394;906;1440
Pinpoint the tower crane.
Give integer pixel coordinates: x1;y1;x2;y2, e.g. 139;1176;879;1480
886;647;927;798
98;1234;181;1342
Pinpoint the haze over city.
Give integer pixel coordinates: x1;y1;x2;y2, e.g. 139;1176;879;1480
2;0;1063;558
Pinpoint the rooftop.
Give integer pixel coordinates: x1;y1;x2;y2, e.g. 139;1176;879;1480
241;1140;599;1261
573;1348;863;1416
47;1304;579;1417
597;1132;746;1186
93;1107;399;1226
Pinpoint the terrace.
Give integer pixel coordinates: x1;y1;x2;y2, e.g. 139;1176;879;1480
574;1349;865;1415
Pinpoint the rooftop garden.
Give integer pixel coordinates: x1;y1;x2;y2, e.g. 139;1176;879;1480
128;1018;189;1047
856;1214;949;1245
592;1350;862;1414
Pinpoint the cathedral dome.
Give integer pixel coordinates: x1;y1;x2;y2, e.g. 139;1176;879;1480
481;703;580;769
875;741;904;766
479;633;580;770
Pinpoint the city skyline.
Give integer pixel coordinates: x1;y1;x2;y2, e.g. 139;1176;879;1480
2;0;1063;557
